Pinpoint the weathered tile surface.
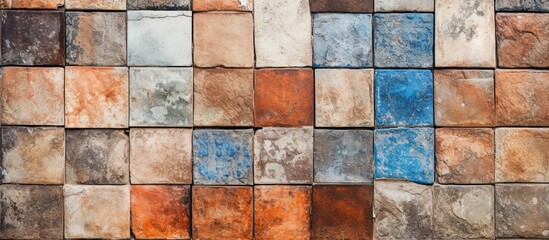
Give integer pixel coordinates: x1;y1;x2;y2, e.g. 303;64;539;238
1;127;64;184
315;69;374;127
310;0;373;12
194;12;253;67
64;185;130;239
65;67;128;128
434;185;495;239
131;185;191;239
127;11;192;66
314;129;373;183
436;128;495;184
496;0;549;12
192;186;253;239
374;14;433;68
254;186;311;239
193;68;254;126
374;181;433;240
435;0;496;67
496;70;549;126
66;12;126;65
375;0;434;12
255;68;314;127
254;127;313;184
374;128;435;184
193;0;253;11
193;129;253;185
255;0;312;67
312;185;373;239
497;13;549;68
0;0;63;8
375;70;433;127
0;10;64;65
1;67;64;126
130;68;193;127
313;14;372;68
66;130;129;185
496;128;549;183
496;184;549;238
130;128;192;184
128;0;190;9
66;0;126;10
0;185;63;239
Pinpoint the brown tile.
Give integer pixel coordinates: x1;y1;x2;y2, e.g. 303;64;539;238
66;0;126;10
0;0;63;8
193;0;253;11
310;0;373;12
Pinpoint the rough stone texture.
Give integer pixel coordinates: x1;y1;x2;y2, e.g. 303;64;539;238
375;70;434;127
495;128;549;183
496;0;549;12
65;130;129;185
434;70;495;127
496;70;549;126
1;127;64;184
65;67;128;128
130;128;192;184
436;128;495;184
254;127;313;184
1;67;64;126
314;130;373;183
496;13;549;68
374;128;435;184
64;185;130;239
496;184;549;238
315;69;374;127
194;68;254;127
192;186;253;239
194;12;254;67
312;185;373;239
0;0;63;8
66;12;126;66
255;68;314;127
131;185;191;239
129;68;193;127
435;0;496;67
433;185;495;239
128;0;190;9
0;185;63;239
254;186;311;239
255;0;312;67
127;11;192;66
0;10;64;65
375;0;434;12
193;129;253;185
310;0;373;12
313;14;372;68
374;181;433;240
66;0;126;10
193;0;253;11
374;13;433;68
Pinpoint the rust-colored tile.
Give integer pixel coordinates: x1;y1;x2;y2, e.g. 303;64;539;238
310;0;373;12
0;0;63;9
193;0;253;11
66;0;126;10
131;185;191;239
255;68;314;127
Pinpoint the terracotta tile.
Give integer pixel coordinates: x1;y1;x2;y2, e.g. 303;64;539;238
254;186;311;239
131;185;191;239
0;0;63;8
1;67;64;126
193;0;253;11
65;67;128;128
310;0;373;12
128;0;190;10
255;68;314;127
192;186;253;239
66;0;125;9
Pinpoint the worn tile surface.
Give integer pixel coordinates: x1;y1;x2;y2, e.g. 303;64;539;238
193;0;253;11
0;0;63;8
128;0;190;9
310;0;373;12
496;0;549;12
375;0;434;12
66;0;126;10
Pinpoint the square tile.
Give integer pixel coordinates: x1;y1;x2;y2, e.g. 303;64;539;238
315;69;374;127
0;10;64;65
255;68;314;127
310;0;373;12
374;0;434;12
254;127;313;184
127;11;192;66
375;70;433;127
128;0;191;10
1;127;64;184
130;68;193;127
194;68;254;127
65;67;128;128
1;67;64;126
313;14;372;68
496;0;549;12
130;128;192;184
0;0;63;8
194;12;254;68
66;130;129;185
314;129;373;183
374;13;433;68
193;129;253;185
66;12;126;65
193;0;253;11
374;128;435;184
66;0;126;10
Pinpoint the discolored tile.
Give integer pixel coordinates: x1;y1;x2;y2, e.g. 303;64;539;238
374;0;434;12
193;0;253;11
310;0;373;12
0;0;63;8
66;0;126;10
496;0;549;12
128;0;190;10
